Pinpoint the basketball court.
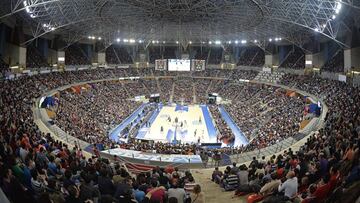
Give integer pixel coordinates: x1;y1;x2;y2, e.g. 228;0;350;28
138;104;217;144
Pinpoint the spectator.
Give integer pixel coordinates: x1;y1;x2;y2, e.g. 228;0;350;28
168;180;186;203
146;180;166;203
278;171;298;200
189;184;205;203
211;167;223;184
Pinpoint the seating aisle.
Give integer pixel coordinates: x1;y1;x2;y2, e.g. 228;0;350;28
191;168;248;203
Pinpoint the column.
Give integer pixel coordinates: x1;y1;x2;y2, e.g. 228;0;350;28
8;44;26;68
95;52;105;65
344;47;360;72
305;52;325;68
265;55;273;67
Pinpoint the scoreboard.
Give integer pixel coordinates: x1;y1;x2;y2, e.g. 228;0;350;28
155;59;167;71
168;59;191;71
192;60;206;71
155;59;206;71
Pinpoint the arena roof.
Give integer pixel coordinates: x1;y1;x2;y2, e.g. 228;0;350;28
1;0;360;50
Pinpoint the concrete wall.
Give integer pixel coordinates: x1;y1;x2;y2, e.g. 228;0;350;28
48;49;58;64
305;53;324;68
273;54;279;66
344;47;360;71
352;47;360;68
5;43;26;67
265;54;279;67
265;55;273;67
344;49;352;71
312;52;325;68
94;52;106;65
57;51;65;66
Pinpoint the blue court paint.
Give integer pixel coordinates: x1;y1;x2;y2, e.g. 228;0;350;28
200;105;218;142
136;103;162;139
218;105;249;147
166;129;174;142
109;103;147;141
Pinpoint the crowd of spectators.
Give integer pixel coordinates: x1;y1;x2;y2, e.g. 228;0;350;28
279;48;305;70
105;46;133;64
0;67;301;154
158;78;174;102
0;55;9;76
193;47;210;61
193;79;212;103
207;83;304;150
321;50;344;73
211;74;360;201
250;49;265;67
54;81;141;143
148;47;162;64
212;130;359;203
105;46;119;65
208;48;223;65
173;78;194;103
191;69;257;81
163;47;177;59
1;64;359;202
26;45;49;69
209;105;234;143
237;47;265;67
0;67;209;203
65;45;91;65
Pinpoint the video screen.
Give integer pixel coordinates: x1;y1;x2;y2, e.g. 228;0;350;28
168;59;191;71
155;59;167;70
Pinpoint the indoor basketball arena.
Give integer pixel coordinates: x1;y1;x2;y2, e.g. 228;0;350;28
0;0;360;203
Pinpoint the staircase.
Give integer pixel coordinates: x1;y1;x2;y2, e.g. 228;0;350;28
156;78;161;94
169;82;175;103
254;71;285;84
192;82;197;103
121;82;132;98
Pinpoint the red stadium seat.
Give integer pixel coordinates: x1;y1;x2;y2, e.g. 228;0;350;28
247;194;264;203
